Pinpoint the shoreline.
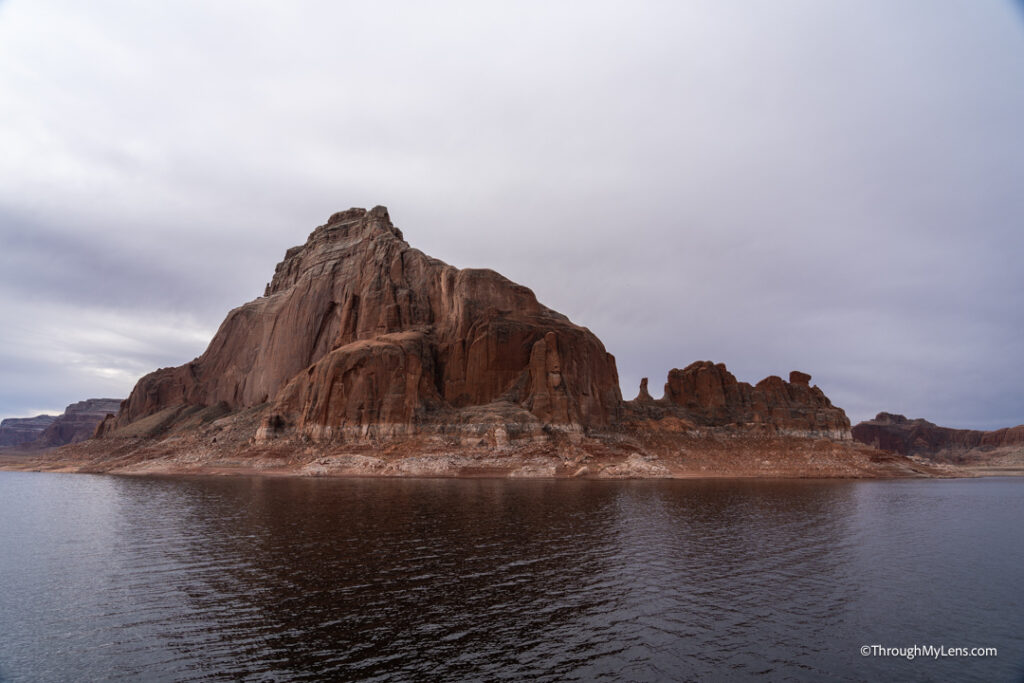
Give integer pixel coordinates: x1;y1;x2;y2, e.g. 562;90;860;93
0;445;985;480
8;424;1014;480
0;461;1012;480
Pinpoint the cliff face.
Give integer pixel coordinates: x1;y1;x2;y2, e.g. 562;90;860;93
0;415;57;447
852;413;1024;462
34;399;122;447
626;362;851;440
112;207;622;440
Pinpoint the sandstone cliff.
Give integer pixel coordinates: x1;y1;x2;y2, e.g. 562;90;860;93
107;207;621;443
0;415;57;447
37;207;930;479
852;413;1024;466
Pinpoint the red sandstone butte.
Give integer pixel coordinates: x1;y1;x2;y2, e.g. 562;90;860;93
39;207;937;479
108;207;621;442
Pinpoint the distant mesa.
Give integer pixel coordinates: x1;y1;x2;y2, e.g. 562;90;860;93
37;207;934;478
36;399;123;447
0;414;58;448
852;413;1024;465
0;399;121;451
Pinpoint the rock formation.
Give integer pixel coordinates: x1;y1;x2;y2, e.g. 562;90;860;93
34;206;917;479
0;399;121;451
109;207;621;442
852;413;1024;463
634;377;654;403
624;362;850;439
0;415;57;447
33;399;122;447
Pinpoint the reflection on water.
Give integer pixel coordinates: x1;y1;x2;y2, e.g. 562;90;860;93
0;473;1021;681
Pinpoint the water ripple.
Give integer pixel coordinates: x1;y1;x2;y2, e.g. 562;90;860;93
1;474;1022;681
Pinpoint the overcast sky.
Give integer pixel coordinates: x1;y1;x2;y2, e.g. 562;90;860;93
1;1;1022;429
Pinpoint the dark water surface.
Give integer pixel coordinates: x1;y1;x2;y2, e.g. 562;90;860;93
1;473;1022;682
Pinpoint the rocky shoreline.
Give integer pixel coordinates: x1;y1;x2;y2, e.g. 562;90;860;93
2;407;952;480
0;443;954;480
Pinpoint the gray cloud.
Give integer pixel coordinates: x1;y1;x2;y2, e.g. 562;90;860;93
1;0;1022;429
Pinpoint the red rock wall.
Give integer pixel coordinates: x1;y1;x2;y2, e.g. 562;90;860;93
114;207;622;438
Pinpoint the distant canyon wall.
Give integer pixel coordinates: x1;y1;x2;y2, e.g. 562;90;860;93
852;412;1024;462
0;415;57;447
1;399;121;450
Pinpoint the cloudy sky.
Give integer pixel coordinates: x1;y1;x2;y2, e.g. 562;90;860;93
1;1;1022;429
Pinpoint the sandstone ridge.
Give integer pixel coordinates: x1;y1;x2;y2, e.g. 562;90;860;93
852;413;1024;467
36;207;936;479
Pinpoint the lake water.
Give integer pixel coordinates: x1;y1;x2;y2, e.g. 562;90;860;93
0;472;1021;682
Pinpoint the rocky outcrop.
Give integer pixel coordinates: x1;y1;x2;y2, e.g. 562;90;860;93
629;362;850;439
852;413;1024;463
0;415;57;447
634;377;654;403
110;207;621;442
47;205;893;479
33;399;122;447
